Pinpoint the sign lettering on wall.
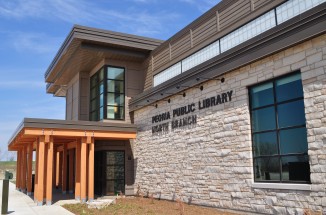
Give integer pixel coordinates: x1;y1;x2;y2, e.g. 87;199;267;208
151;90;233;135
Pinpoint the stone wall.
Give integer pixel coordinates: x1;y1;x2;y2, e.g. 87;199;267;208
133;34;326;214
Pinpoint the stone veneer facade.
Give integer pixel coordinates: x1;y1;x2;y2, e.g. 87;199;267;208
133;34;326;214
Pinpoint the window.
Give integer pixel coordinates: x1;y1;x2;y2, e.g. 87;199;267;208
90;66;125;121
249;72;310;183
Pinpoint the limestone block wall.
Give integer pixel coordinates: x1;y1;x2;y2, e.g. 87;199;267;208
133;34;326;214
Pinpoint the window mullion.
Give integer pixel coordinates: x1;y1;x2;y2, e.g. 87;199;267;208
273;80;282;182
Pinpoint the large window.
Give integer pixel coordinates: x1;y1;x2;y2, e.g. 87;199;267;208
249;72;310;183
90;66;125;121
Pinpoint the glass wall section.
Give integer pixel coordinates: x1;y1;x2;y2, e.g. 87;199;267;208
220;10;276;53
153;62;181;86
182;40;220;73
249;72;310;183
152;0;324;87
276;0;326;24
107;67;125;120
89;66;125;121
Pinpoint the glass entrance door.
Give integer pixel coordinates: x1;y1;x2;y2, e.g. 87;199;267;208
106;151;125;195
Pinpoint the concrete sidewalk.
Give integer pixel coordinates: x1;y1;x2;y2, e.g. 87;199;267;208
0;180;75;215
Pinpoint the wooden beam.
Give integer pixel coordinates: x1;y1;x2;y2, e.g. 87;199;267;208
55;151;60;188
46;137;54;205
24;128;136;139
34;143;39;203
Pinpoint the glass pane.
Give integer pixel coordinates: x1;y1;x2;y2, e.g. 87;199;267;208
106;166;124;180
252;107;276;132
281;155;310;182
99;82;104;94
99;68;104;81
107;106;124;120
280;127;308;154
91;87;97;99
91;74;98;87
91;99;97;111
254;157;280;181
278;100;306;128
153;62;182;86
107;80;124;93
100;94;104;107
100;107;104;120
276;73;303;102
253;132;278;156
107;152;124;165
250;82;274;109
107;67;124;80
107;93;125;106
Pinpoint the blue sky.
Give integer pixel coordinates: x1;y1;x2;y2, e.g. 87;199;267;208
0;0;220;160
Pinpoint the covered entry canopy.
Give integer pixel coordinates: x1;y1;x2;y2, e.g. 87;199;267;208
8;118;137;205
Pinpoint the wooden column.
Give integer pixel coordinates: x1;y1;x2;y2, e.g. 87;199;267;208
27;142;33;196
16;149;21;190
58;152;62;188
21;146;27;192
46;137;54;205
43;142;48;200
69;149;74;194
75;140;81;200
80;137;87;203
88;138;94;202
34;142;39;202
55;151;60;188
36;136;45;206
52;148;56;188
62;144;67;194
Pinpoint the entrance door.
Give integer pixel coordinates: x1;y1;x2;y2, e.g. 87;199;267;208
106;151;125;195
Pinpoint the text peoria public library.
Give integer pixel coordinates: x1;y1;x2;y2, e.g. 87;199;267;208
8;0;326;214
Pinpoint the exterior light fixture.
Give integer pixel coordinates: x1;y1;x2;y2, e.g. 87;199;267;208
196;77;225;83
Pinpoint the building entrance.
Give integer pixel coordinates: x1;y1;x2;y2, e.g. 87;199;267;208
94;151;125;196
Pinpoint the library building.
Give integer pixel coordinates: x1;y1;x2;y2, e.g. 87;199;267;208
7;0;326;214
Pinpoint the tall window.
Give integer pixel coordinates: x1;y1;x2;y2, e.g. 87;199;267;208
90;66;125;121
249;72;310;183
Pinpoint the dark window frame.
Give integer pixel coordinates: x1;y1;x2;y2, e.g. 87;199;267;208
248;71;311;184
89;65;125;121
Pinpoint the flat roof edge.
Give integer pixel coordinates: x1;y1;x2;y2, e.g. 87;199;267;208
7;118;138;147
44;24;164;81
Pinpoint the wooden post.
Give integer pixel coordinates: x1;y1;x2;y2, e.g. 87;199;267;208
21;146;27;192
36;136;45;206
55;151;60;188
88;138;94;202
46;137;54;205
62;144;67;194
80;137;87;203
16;149;20;190
43;141;48;201
52;148;56;188
69;149;74;194
34;142;39;202
58;152;62;188
27;143;33;196
75;140;81;200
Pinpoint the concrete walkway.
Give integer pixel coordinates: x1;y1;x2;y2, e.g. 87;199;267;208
0;180;75;215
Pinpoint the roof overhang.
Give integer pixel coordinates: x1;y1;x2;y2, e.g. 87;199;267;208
8;118;138;151
45;25;163;96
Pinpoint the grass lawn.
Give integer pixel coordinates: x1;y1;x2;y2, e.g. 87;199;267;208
63;197;239;215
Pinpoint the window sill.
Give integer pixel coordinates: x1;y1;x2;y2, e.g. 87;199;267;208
251;183;311;191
